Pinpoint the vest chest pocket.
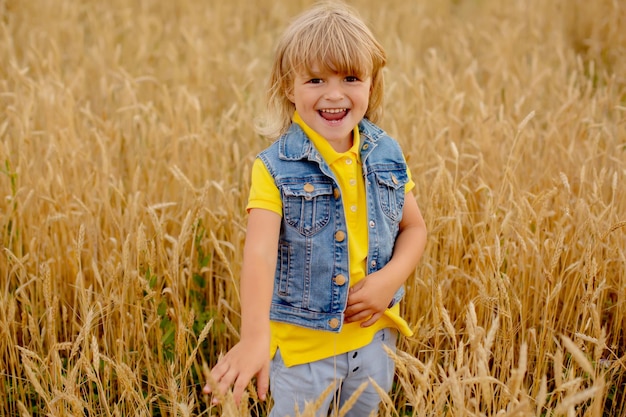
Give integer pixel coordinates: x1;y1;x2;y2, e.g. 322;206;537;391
281;180;333;236
373;170;407;221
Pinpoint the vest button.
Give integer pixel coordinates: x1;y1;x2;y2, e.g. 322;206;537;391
329;318;340;329
334;274;346;286
369;220;375;228
333;188;340;199
303;183;315;193
335;231;346;242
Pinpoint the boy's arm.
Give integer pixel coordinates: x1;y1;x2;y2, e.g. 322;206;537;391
203;208;281;404
344;191;427;327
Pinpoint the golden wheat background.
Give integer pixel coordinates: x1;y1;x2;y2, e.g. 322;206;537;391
1;0;625;416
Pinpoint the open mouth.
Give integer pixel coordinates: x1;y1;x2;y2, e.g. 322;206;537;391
319;108;348;122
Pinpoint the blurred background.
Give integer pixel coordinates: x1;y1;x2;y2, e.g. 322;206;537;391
1;0;625;415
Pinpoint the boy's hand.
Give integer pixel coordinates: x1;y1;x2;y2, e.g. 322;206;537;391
203;339;270;406
345;193;427;328
344;272;396;327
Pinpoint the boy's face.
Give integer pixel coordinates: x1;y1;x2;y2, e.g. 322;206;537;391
288;63;371;150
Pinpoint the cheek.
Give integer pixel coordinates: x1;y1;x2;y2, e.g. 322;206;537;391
360;91;372;106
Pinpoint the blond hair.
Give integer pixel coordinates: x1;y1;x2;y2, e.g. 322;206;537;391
256;1;387;139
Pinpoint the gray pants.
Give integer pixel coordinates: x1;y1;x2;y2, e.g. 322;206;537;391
269;328;397;417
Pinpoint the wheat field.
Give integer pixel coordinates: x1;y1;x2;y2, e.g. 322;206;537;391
1;0;625;416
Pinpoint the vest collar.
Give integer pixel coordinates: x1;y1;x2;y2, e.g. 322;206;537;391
277;118;384;162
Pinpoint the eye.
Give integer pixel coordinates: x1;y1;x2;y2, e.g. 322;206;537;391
345;75;360;82
308;78;323;84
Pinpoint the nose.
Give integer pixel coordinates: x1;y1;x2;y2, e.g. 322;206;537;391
324;79;344;100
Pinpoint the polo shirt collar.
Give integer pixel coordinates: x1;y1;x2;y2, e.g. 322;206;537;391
291;111;361;165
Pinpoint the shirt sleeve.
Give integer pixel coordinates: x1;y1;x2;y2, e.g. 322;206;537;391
246;158;283;216
405;157;415;194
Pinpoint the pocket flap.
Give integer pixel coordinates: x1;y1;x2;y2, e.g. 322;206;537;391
282;181;333;198
374;170;407;190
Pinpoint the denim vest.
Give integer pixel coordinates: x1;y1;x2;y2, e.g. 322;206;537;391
258;118;408;332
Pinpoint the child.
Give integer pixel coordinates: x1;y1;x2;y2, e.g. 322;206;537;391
204;2;427;416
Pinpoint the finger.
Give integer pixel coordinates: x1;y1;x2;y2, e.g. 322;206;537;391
232;372;252;405
343;303;363;320
360;312;383;328
346;293;368;309
345;308;372;323
256;361;270;401
220;366;241;391
210;366;240;404
209;359;230;382
204;362;229;394
346;293;364;308
202;383;212;395
343;305;355;318
349;280;365;294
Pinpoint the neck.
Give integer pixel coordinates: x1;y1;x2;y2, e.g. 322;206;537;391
326;133;353;153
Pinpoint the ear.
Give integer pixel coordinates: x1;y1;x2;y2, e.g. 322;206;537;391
286;87;295;103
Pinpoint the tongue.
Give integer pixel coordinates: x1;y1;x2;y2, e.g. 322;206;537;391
320;110;347;121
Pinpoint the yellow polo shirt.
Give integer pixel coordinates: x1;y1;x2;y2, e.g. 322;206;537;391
247;112;413;367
